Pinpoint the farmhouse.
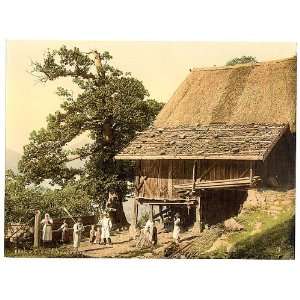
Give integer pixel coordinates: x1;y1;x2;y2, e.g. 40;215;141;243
115;57;296;232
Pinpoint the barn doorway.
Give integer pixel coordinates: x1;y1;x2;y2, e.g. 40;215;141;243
201;189;248;226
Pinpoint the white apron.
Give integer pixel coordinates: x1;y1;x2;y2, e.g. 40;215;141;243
101;217;112;239
41;218;53;241
144;220;154;242
73;223;84;248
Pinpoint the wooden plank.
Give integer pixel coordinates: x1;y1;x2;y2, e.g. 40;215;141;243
192;160;197;191
250;161;253;184
198;163;217;181
175;176;260;186
174;176;261;191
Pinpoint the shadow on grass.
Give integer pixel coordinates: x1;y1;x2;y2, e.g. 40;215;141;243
228;215;295;259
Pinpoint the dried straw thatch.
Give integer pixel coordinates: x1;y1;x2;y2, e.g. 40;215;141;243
154;57;296;132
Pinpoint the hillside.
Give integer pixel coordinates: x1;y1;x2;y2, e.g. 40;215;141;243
5;148;21;172
175;189;295;259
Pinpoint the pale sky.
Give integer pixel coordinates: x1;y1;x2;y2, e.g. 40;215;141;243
6;41;296;154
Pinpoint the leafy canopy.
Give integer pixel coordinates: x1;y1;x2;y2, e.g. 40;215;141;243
5;170;93;224
226;55;257;66
19;46;163;210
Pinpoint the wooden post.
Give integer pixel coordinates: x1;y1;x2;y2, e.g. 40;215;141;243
132;198;138;226
33;210;41;248
193;193;203;234
250;161;253;185
159;205;164;223
150;205;154;221
129;198;139;240
192;160;197;192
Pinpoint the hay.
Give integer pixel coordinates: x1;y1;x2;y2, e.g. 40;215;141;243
154;57;296;132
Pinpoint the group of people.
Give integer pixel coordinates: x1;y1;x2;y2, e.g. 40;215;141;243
40;210;182;252
136;212;181;248
40;212;113;251
89;213;113;245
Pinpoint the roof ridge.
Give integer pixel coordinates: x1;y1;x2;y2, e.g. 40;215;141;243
191;56;296;72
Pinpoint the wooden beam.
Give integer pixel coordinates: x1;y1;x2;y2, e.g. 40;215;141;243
239;168;250;178
198;163;216;181
193;194;203;234
192;160;197;191
175;176;261;191
250;161;253;184
150;205;154;221
134;176;147;192
175;176;261;187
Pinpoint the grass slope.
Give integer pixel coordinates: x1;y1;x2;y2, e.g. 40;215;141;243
182;199;295;259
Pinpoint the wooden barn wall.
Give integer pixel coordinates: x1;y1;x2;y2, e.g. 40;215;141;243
260;134;295;187
137;159;256;199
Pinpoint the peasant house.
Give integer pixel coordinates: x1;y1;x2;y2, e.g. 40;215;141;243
115;57;296;232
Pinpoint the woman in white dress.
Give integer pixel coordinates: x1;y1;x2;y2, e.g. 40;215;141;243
100;213;112;245
41;213;53;246
173;213;181;244
73;218;84;251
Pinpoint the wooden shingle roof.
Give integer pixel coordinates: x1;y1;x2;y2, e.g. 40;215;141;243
115;124;288;161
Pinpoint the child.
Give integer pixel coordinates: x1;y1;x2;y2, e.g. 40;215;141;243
60;219;69;243
89;224;96;243
94;226;101;244
101;213;112;245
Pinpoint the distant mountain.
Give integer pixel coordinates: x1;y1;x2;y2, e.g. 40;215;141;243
5;148;22;172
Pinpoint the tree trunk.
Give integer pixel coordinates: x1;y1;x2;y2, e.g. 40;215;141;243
107;192;129;230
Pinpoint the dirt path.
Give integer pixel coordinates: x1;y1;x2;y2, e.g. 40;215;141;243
76;229;198;258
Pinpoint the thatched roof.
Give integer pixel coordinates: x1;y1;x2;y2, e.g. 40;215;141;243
154;57;296;132
115;124;288;161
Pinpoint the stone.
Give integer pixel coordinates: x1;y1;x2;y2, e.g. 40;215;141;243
224;218;244;231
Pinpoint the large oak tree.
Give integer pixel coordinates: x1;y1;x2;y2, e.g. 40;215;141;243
19;46;163;227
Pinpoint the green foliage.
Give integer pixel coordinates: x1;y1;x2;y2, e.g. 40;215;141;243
18;46;164;218
5;170;93;224
226;55;257;66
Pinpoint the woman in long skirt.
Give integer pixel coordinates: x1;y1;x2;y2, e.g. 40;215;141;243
73;218;84;251
173;213;181;244
41;213;53;247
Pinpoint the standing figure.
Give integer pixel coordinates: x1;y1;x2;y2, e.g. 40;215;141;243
73;218;84;251
152;221;158;246
144;218;154;244
101;213;112;245
41;213;53;247
94;227;101;244
60;219;69;243
89;225;96;243
173;213;181;244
